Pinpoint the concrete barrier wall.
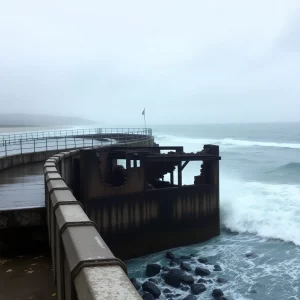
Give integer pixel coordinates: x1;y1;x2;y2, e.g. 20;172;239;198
44;137;154;300
86;185;219;260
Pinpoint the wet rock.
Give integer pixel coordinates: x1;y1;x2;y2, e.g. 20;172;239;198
166;251;176;260
182;274;194;285
180;255;191;260
181;286;190;291
198;258;208;264
143;293;155;300
162;266;171;272
172;257;182;264
169;261;177;267
166;294;175;299
249;289;257;294
216;277;228;284
180;262;192;272
197;278;207;284
164;269;184;288
163;288;172;294
146;264;161;277
212;289;224;298
190;254;196;257
142;281;161;298
245;252;257;259
214;264;222;271
130;278;141;290
191;283;206;295
182;295;197;300
148;278;158;284
195;267;211;276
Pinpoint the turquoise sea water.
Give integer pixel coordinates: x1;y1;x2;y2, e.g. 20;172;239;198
127;123;300;300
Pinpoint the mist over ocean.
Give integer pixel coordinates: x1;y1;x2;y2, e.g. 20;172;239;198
127;123;300;300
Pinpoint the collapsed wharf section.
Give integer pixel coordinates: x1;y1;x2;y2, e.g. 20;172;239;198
77;144;221;260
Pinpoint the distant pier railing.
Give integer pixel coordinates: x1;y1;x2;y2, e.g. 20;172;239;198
0;128;152;157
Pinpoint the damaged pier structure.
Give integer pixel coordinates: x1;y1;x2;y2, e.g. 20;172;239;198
78;144;221;259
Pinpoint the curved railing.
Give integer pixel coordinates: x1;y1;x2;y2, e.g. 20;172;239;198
0;128;152;157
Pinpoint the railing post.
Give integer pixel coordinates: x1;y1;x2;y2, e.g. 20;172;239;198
46;138;48;151
4;141;7;156
57;138;59;150
20;139;22;154
34;139;36;152
74;137;76;148
65;136;67;149
92;135;94;148
83;137;84;147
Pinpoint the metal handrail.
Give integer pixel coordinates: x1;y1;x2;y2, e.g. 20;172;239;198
0;127;152;146
0;129;153;158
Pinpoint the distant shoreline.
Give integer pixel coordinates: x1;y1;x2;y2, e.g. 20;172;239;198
0;125;43;128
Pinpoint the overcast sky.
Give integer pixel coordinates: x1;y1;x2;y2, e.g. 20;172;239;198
0;0;299;125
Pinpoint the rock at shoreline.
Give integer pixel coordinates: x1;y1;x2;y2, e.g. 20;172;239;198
142;293;155;300
216;277;228;284
214;265;222;271
181;286;190;291
182;274;194;285
166;251;176;260
130;278;141;291
245;252;257;259
142;281;161;298
212;288;224;298
191;283;206;295
146;264;161;277
182;295;197;300
180;262;192;272
197;278;207;284
195;267;211;276
163;269;184;287
163;288;172;294
162;266;171;272
198;258;208;264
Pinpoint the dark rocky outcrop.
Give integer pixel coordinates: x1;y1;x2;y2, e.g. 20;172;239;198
214;265;222;271
212;288;224;298
182;274;194;285
216;277;228;284
146;264;161;277
163;288;172;294
130;278;141;291
180;262;192;272
195;267;211;276
166;251;176;260
142;293;155;300
197;278;207;284
163;269;184;287
181;286;190;291
182;295;197;300
191;283;206;295
198;258;208;264
142;281;161;298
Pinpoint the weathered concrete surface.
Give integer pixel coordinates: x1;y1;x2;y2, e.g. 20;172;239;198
0;162;44;209
0;253;57;300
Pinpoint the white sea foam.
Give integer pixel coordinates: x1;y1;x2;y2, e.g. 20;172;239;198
155;134;300;150
221;177;300;246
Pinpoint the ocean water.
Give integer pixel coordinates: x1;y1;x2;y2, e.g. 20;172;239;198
127;123;300;300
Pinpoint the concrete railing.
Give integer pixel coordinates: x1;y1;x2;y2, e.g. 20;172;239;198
44;137;155;299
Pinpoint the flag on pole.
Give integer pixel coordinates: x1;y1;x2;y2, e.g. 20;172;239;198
142;108;145;116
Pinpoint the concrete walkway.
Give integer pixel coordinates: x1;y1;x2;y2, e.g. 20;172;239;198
0;162;44;209
0;252;57;300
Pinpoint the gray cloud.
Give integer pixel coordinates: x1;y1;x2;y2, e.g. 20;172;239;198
0;0;299;125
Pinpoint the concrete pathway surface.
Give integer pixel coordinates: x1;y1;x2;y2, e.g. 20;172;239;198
0;163;44;209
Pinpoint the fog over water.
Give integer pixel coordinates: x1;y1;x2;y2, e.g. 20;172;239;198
0;1;300;125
